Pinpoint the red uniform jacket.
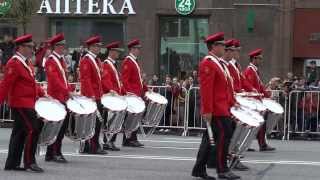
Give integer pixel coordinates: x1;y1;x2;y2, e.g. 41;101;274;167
243;63;269;97
227;59;253;93
102;59;122;94
199;55;235;116
35;46;48;68
45;53;74;103
0;54;44;108
121;55;147;97
79;52;103;100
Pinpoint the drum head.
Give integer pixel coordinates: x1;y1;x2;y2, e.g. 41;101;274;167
67;96;97;115
250;98;267;111
35;98;66;121
241;107;265;124
125;96;146;114
262;98;284;114
236;96;266;111
231;107;260;127
145;92;168;105
101;94;127;111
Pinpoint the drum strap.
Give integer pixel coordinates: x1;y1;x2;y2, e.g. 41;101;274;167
230;59;241;80
48;53;68;88
105;58;121;89
249;63;262;84
205;53;234;90
86;52;101;80
127;54;143;88
13;53;34;77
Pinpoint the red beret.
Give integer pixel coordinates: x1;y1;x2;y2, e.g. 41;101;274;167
249;48;263;58
233;39;241;48
48;33;65;46
128;39;142;49
14;34;33;45
106;41;124;52
204;32;225;44
225;39;234;49
85;35;102;46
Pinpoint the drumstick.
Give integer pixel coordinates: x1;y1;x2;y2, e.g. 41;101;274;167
206;121;215;146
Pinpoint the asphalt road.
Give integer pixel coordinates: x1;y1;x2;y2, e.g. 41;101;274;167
0;128;319;180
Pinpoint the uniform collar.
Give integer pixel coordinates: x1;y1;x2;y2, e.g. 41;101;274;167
87;51;97;59
249;63;258;71
107;57;116;64
129;53;137;60
220;58;229;65
53;51;63;59
230;58;237;64
16;52;27;61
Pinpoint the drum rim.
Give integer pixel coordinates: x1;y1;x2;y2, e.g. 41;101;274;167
145;91;168;105
101;94;128;111
35;97;66;122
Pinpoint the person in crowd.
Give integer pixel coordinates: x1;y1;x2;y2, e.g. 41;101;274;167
0;34;15;71
307;61;318;86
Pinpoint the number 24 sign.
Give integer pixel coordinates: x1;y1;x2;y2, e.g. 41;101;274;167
175;0;195;15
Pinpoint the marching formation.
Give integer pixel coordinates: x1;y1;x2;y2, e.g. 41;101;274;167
0;33;168;173
0;32;284;180
192;32;283;180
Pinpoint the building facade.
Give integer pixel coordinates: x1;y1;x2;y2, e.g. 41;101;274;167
1;0;320;82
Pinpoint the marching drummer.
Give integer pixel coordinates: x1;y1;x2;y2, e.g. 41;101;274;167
192;32;240;180
227;39;254;93
101;41;124;151
121;39;148;148
0;34;45;172
221;39;250;171
243;48;275;152
44;33;75;163
79;35;108;155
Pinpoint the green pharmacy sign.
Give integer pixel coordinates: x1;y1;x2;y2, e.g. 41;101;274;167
175;0;195;15
0;0;12;15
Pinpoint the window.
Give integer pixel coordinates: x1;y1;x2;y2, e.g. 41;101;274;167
159;17;208;80
50;18;125;48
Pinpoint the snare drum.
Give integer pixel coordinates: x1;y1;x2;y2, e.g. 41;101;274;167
143;92;168;135
262;98;284;114
65;96;97;141
123;95;146;138
101;93;127;137
35;97;67;146
236;96;267;112
229;106;263;156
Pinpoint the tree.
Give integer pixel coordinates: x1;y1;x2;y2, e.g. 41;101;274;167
5;0;38;34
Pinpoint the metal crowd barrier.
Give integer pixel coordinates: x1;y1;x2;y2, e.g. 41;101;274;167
4;81;320;141
148;86;188;135
0;102;13;123
185;87;205;133
267;90;288;140
288;90;320;140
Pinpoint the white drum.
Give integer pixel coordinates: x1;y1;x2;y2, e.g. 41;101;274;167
123;95;146;138
101;93;127;138
229;106;263;162
142;92;168;136
262;98;284;114
65;96;98;141
236;96;267;112
35;97;66;146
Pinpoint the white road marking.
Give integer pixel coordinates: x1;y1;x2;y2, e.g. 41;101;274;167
145;146;198;150
0;149;320;166
139;139;200;144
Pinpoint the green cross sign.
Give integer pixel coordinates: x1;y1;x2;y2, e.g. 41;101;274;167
175;0;196;15
0;0;12;15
